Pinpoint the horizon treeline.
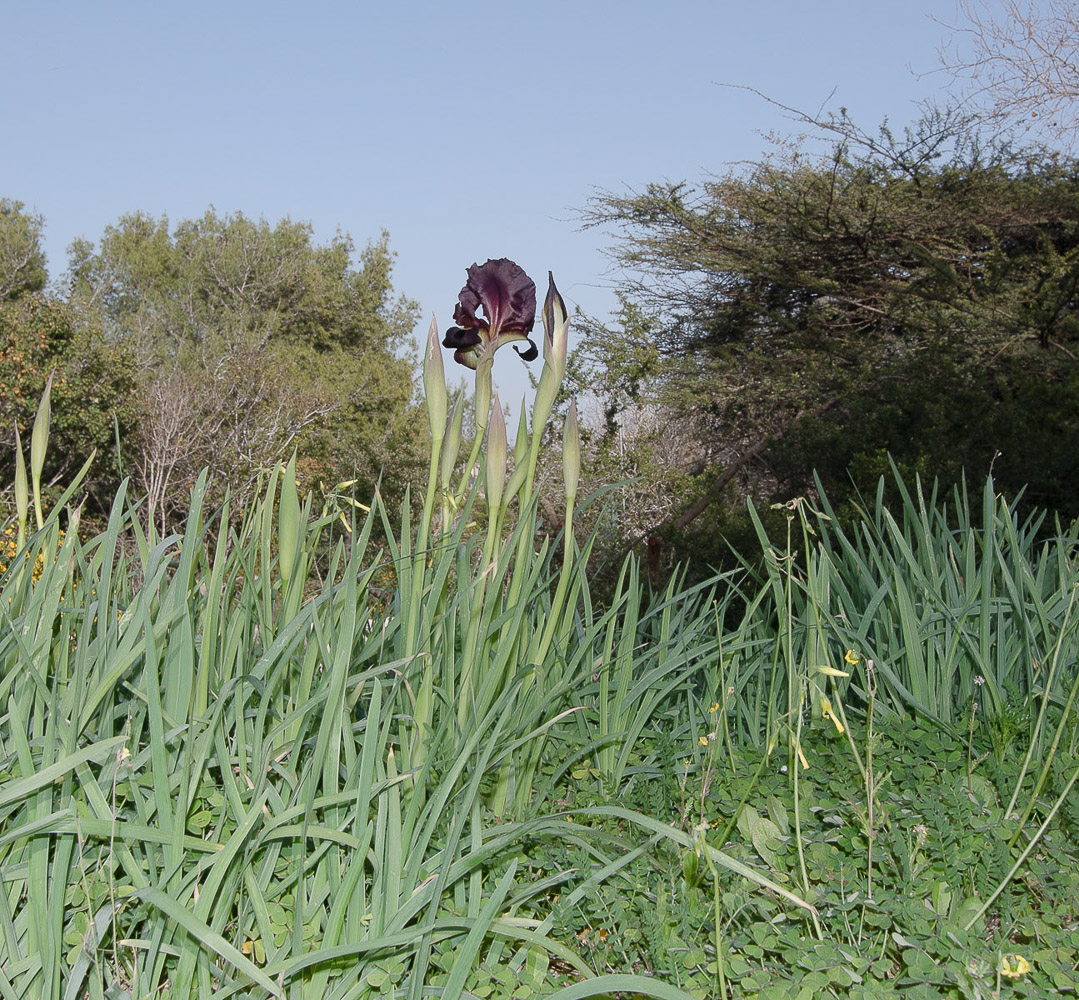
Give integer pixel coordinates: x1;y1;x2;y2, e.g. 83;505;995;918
0;201;425;533
6;108;1079;580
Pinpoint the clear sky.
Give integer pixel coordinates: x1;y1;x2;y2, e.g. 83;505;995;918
3;1;972;406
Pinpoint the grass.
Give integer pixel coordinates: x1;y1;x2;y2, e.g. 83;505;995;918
1;299;1077;998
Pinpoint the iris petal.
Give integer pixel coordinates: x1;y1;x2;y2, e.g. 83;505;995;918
464;258;536;337
442;326;482;349
444;258;538;368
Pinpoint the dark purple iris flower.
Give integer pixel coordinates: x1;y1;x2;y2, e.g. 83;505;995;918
443;259;539;369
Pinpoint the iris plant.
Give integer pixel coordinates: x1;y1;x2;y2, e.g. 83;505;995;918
418;257;579;747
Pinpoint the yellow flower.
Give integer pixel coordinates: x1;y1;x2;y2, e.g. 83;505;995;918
820;697;845;734
699;736;709;746
1000;954;1031;978
709;702;720;714
844;649;860;665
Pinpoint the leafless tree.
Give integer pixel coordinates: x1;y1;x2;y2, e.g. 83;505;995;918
940;1;1079;148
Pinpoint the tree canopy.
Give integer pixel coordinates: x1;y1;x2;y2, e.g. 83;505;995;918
575;118;1079;568
0;199;47;302
67;209;422;529
0;204;420;532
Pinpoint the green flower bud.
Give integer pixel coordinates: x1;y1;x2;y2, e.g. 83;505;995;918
30;369;54;529
424;316;447;440
13;422;27;545
542;272;569;381
278;451;300;585
440;396;465;491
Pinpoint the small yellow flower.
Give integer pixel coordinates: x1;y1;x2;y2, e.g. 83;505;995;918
844;649;860;665
1000;954;1031;978
709;702;720;714
820;697;845;734
699;736;709;746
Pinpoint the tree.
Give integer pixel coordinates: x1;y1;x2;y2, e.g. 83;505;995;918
941;1;1079;150
0;294;137;514
576;120;1079;567
0;200;48;301
68;209;422;531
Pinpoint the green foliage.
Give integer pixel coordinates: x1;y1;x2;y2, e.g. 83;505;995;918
0;199;47;301
5;320;1079;999
4;454;1079;997
0;294;135;514
576;117;1079;574
67;208;422;528
532;716;1079;1000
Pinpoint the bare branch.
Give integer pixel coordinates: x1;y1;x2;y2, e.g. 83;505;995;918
939;1;1079;149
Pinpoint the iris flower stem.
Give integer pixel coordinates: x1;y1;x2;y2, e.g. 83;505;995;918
456;367;495;732
454;361;492;505
409;431;443;645
457;456;507;734
505;365;557;614
407;430;443;770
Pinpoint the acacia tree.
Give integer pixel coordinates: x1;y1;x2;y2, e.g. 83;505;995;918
68;210;421;531
576;120;1079;566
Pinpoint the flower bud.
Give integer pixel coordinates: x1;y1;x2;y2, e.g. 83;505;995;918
13;422;28;543
820;696;844;734
542;272;569;381
30;369;54;529
423;316;447;440
278;451;300;585
814;664;850;678
440;396;465;491
31;369;53;486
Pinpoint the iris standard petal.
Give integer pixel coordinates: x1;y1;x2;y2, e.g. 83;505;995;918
464;258;536;337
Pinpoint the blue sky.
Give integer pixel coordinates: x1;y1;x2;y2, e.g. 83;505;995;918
3;1;970;405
